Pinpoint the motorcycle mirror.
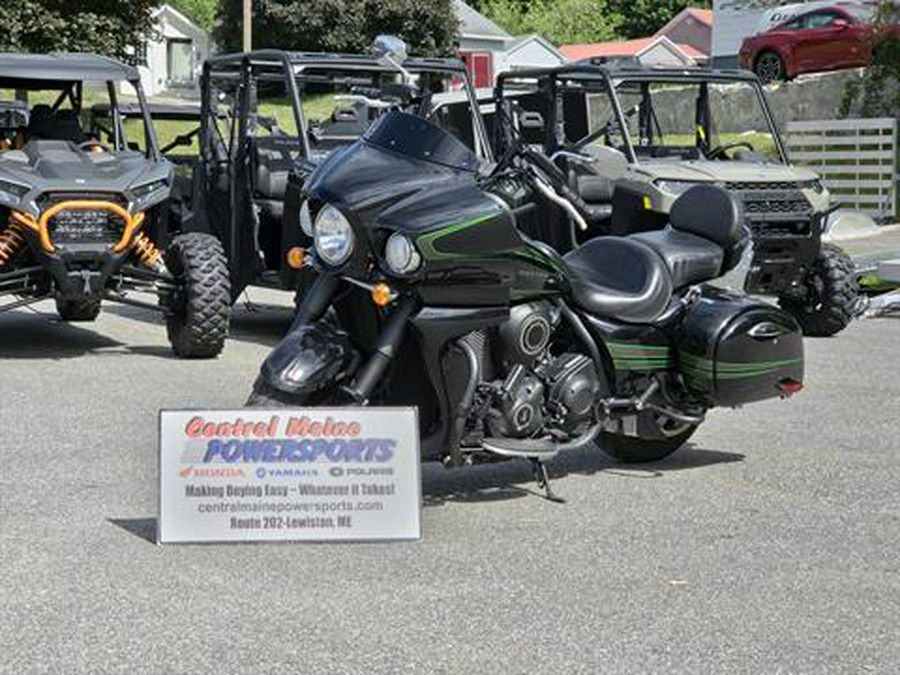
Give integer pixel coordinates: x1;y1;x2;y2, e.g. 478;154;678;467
372;35;409;64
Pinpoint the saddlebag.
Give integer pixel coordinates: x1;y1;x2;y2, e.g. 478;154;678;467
676;287;803;407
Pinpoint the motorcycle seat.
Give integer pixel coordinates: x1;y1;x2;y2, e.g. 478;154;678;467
630;228;724;288
563;236;673;323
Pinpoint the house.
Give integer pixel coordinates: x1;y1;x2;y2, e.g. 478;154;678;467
560;35;705;68
453;0;567;87
655;7;714;57
136;4;210;97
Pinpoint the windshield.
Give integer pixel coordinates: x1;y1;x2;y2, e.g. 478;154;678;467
363;110;480;172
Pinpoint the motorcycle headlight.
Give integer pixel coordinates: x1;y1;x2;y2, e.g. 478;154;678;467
384;233;421;275
299;200;313;236
655;180;704;197
313;204;354;266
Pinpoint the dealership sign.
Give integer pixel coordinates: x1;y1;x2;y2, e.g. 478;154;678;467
158;408;421;543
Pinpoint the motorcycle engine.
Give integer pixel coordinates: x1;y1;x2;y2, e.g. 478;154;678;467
480;302;601;440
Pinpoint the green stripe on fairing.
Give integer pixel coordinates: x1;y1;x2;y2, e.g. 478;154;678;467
416;213;496;260
680;353;801;380
607;342;674;371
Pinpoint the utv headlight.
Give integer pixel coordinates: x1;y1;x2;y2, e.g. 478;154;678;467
314;204;354;266
132;179;168;200
299;200;313;236
0;179;30;200
384;233;421;275
655;180;704;197
805;179;826;195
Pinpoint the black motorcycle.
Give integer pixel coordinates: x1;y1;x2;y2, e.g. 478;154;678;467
248;111;804;500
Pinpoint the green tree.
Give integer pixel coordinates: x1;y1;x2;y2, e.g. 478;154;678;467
169;0;218;31
2;0;156;63
215;0;458;56
605;0;711;40
481;0;622;44
841;1;900;118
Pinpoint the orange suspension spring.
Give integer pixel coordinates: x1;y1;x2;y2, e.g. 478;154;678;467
130;232;164;269
0;220;27;266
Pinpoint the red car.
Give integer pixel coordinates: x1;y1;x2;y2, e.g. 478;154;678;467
740;4;895;83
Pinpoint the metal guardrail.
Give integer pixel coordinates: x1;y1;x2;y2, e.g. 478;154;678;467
786;117;898;222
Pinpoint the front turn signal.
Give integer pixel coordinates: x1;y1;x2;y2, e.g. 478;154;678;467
371;282;393;307
286;246;306;270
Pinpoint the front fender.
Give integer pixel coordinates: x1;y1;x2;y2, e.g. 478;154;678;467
259;321;360;396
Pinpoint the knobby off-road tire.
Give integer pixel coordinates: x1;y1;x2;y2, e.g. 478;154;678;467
598;425;698;463
165;232;231;358
779;243;859;338
55;297;101;322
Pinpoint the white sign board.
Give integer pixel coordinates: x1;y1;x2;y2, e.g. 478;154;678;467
158;408;421;543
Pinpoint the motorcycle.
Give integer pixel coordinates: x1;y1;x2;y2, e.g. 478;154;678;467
247;110;804;500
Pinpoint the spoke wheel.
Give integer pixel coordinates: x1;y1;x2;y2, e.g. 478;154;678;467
755;52;785;84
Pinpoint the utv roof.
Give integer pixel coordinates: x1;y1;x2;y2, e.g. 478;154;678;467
498;62;759;85
206;49;468;74
0;52;140;87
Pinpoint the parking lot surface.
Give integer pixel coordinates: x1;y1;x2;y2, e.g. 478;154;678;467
1;290;899;674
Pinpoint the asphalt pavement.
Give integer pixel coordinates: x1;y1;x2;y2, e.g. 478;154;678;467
1;289;899;674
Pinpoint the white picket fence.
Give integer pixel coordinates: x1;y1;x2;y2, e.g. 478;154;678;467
785;117;898;221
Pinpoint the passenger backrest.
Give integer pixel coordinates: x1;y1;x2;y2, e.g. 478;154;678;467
669;184;748;272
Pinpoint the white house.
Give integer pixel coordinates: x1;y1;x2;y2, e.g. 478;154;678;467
137;4;210;97
453;1;567;87
561;35;704;68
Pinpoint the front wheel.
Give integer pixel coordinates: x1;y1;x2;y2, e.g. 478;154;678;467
779;243;860;337
598;424;698;463
164;232;231;358
55;297;101;322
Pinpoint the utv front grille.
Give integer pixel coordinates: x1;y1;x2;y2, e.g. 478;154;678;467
48;208;126;245
728;186;814;238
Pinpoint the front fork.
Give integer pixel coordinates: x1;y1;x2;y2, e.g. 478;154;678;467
261;273;415;403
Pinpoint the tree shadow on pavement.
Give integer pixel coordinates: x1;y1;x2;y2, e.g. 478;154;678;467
103;297;295;349
0;309;124;359
422;444;744;507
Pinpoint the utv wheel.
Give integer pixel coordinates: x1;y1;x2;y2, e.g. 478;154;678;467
164;232;231;358
55;297;101;322
755;51;785;84
599;424;698;463
779;243;860;338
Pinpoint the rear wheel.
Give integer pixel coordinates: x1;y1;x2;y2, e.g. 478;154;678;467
755;51;785;84
599;420;698;463
55;297;101;322
779;243;859;337
164;232;231;358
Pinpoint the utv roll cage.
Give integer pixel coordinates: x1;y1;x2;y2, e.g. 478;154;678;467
494;62;789;164
0;53;160;159
188;49;490;298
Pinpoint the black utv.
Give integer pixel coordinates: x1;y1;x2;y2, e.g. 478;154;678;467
171;44;492;302
493;62;861;337
0;53;230;357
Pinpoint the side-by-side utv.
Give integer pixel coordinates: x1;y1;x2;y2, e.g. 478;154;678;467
172;47;491;302
0;53;230;357
494;62;861;336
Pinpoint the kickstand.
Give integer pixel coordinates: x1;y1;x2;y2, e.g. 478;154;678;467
531;459;565;504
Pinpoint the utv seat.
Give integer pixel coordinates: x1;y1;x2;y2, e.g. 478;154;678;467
630;185;747;288
252;135;303;220
563;237;674;323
